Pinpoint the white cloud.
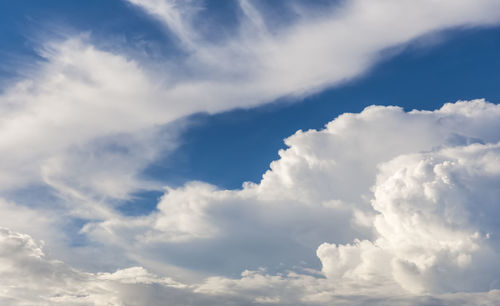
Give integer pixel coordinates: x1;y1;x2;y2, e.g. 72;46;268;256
2;0;500;304
3;224;500;305
127;0;500;103
2;0;500;210
3;99;500;304
318;142;500;295
0;227;194;306
0;38;169;199
76;100;500;304
125;0;201;48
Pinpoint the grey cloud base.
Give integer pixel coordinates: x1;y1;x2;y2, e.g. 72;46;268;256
3;100;500;305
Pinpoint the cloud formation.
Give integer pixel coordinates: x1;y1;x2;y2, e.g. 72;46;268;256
4;100;500;305
78;99;500;304
2;0;500;210
2;0;500;305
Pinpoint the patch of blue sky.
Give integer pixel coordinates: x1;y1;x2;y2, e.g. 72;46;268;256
118;190;164;216
3;183;61;209
122;26;500;216
142;26;500;191
124;25;500;216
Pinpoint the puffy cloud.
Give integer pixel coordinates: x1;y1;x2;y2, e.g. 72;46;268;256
4;100;500;305
319;142;500;295
84;179;366;278
0;227;202;306
0;227;105;305
189;100;500;304
80;100;500;302
5;225;500;306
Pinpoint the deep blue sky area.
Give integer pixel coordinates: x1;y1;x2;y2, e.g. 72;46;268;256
143;26;500;191
1;1;500;215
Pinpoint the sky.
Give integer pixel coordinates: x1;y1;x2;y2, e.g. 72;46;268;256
1;1;500;305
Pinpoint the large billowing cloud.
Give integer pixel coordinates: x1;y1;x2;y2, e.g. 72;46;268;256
4;100;500;305
318;142;500;295
79;99;500;303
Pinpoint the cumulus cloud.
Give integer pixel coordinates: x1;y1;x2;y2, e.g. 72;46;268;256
4;100;500;304
3;217;500;306
319;142;500;295
72;100;500;305
0;226;345;305
0;227;198;306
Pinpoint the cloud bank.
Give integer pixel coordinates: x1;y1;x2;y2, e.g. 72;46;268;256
3;100;500;305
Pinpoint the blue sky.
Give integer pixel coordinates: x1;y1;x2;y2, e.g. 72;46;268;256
133;26;500;217
150;27;500;189
2;1;500;305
